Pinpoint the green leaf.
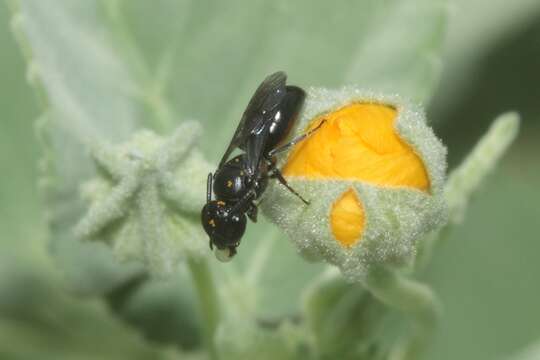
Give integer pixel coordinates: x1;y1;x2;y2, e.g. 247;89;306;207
12;0;147;295
121;0;447;160
10;0;202;349
0;262;179;360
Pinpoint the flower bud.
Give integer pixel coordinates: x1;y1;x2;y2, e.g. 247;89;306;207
75;122;212;274
261;88;447;282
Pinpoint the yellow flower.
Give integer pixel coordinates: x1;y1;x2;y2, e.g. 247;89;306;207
261;88;447;281
283;103;430;247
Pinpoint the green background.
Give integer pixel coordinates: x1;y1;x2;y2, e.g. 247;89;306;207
0;0;539;359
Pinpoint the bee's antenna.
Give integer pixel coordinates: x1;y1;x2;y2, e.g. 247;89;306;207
206;173;213;203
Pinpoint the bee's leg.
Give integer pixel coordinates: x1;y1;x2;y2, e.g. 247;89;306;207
246;202;258;222
267;119;327;157
264;156;309;205
230;188;257;215
269;168;310;205
209;239;214;250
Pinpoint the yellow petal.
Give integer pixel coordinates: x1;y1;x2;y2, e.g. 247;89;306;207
330;188;365;247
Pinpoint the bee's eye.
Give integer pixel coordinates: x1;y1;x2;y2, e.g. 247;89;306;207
214;247;233;262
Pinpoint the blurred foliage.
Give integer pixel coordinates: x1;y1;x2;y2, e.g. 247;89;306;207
0;266;180;359
0;0;539;359
424;1;540;359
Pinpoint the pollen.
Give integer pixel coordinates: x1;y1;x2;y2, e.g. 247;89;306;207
227;180;233;188
217;201;226;206
208;219;216;227
283;103;430;247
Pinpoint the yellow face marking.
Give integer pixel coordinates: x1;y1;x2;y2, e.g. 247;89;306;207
217;201;226;206
226;180;233;188
208;219;216;227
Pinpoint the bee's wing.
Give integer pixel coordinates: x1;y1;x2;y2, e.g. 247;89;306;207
218;72;287;170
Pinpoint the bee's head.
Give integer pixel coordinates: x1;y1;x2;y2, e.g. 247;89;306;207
201;200;246;262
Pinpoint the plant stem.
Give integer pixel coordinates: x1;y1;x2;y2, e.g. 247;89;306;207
187;257;221;360
444;112;519;224
417;113;520;269
365;266;440;360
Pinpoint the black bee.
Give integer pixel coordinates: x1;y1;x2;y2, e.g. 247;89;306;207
201;71;323;262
